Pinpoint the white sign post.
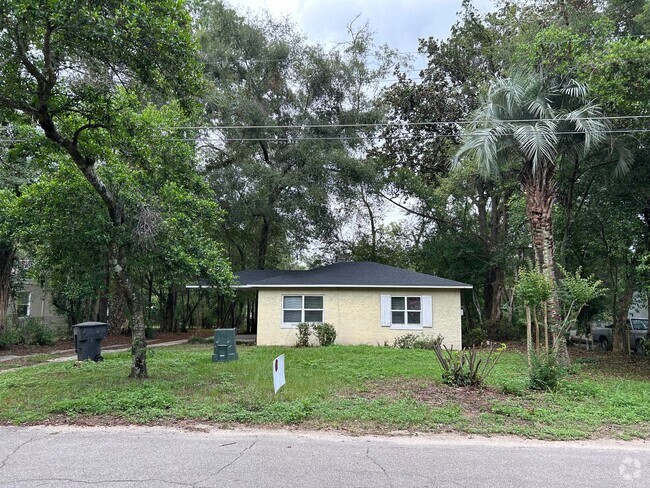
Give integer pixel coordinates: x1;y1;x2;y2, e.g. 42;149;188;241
273;354;285;393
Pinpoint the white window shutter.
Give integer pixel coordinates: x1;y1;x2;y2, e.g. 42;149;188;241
380;295;391;327
422;295;433;328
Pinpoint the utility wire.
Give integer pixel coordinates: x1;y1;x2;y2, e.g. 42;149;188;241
3;128;650;144
3;114;639;132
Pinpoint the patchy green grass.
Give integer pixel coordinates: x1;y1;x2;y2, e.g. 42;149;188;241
0;353;63;371
0;344;648;440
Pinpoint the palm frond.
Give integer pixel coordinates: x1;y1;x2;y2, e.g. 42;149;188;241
493;77;526;116
564;103;609;153
527;94;553;119
560;79;589;99
513;121;557;171
454;125;509;179
608;138;634;178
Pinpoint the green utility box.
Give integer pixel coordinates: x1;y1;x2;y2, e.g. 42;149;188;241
73;321;109;361
212;328;238;362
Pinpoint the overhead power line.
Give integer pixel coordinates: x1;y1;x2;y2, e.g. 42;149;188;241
3;128;650;145
158;114;650;130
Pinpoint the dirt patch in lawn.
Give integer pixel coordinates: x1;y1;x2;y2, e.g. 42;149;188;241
353;378;538;418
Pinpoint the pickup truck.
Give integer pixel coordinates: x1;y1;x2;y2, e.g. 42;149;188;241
592;318;648;352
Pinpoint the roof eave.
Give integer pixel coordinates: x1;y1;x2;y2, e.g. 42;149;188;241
240;284;473;289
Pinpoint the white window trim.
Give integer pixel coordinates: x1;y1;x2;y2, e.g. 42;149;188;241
281;294;324;328
381;294;433;330
390;295;422;330
17;291;31;318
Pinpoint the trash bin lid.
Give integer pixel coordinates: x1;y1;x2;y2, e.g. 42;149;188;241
74;322;109;328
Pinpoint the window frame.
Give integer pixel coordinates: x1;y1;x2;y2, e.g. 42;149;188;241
390;295;422;329
16;291;31;318
281;294;324;328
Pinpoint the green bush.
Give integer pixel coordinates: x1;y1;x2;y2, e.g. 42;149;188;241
0;327;18;348
528;354;563;391
464;327;487;347
393;333;417;349
394;333;442;350
0;317;56;347
295;322;311;347
312;322;336;346
414;334;443;350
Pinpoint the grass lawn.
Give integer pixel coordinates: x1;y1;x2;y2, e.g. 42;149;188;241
0;344;648;440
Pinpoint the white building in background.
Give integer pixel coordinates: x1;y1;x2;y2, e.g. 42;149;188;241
7;280;65;327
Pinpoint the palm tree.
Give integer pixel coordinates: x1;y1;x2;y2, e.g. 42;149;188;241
455;73;625;366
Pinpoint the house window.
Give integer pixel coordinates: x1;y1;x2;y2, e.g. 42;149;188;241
282;295;323;325
381;294;432;329
16;291;31;317
391;296;421;325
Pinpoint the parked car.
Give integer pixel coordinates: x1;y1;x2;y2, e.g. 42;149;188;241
592;318;648;353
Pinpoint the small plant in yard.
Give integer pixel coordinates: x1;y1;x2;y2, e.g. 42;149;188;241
394;333;442;350
528;354;563;391
295;322;311;347
432;341;506;387
394;333;417;349
312;322;336;346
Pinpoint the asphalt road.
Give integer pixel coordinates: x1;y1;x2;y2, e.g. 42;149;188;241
0;426;648;487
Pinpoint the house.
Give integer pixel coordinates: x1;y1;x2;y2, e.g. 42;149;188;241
235;262;472;347
6;279;65;327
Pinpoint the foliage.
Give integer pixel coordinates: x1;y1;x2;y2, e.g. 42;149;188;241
196;2;400;269
464;328;487;348
528;354;563;391
0;0;212;378
312;322;337;347
0;318;56;347
558;267;606;334
432;342;506;388
515;268;552;307
393;333;443;350
295;323;311;348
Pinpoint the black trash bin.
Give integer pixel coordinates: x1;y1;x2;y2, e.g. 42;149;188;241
73;322;109;361
212;328;238;362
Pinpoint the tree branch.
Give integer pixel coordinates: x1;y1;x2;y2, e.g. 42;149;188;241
0;95;38;118
73;123;106;146
13;25;47;85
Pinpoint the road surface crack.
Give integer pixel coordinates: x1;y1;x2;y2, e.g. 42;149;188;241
1;478;194;486
0;436;41;471
366;446;393;487
192;439;258;487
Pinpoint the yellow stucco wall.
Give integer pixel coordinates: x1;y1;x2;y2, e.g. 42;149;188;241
256;287;462;348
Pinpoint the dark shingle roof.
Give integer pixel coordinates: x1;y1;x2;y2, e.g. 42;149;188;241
235;262;471;289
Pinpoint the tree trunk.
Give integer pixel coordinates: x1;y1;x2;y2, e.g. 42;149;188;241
109;279;130;335
544;302;549;355
533;305;540;353
0;244;15;334
37;99;147;377
484;265;505;336
522;167;568;366
111;249;147;378
162;287;177;332
612;287;634;354
257;216;272;269
526;305;532;369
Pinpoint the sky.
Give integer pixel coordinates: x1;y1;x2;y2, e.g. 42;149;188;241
226;0;496;58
